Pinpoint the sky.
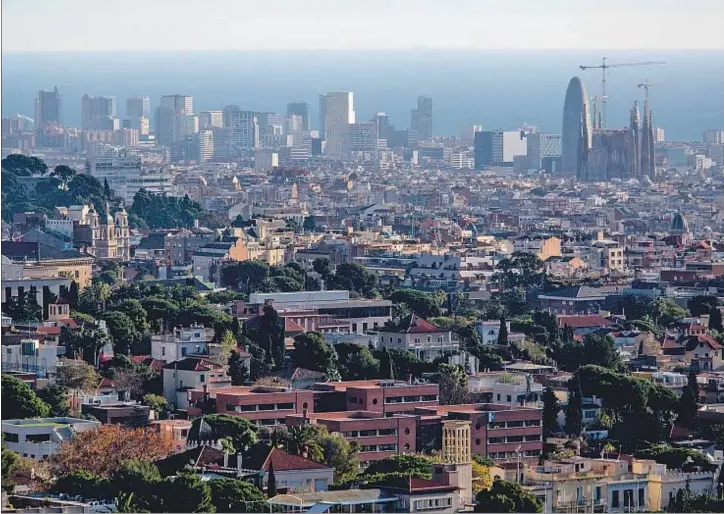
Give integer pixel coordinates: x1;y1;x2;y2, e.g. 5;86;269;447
3;0;724;52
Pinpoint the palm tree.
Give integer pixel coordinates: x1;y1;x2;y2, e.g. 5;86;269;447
284;425;324;462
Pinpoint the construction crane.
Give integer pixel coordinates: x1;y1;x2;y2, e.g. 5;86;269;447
637;80;667;109
579;57;666;129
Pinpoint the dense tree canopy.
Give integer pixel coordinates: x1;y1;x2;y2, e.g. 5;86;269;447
389;289;442;318
1;375;50;419
130;189;208;229
208;478;266;512
292;332;336;373
475;479;543;513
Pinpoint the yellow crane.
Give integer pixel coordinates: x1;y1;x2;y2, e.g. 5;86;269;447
580;57;666;128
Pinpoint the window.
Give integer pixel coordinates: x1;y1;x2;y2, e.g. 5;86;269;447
378;444;397;451
438;337;443;342
507;421;524;428
258;404;275;411
349;397;358;404
181;347;187;356
506;395;512;402
638;488;645;507
277;403;294;410
27;434;51;443
161;347;166;356
427;336;431;342
496;394;501;401
4;433;18;443
359;430;377;437
199;374;205;383
397;338;402;344
612;491;620;508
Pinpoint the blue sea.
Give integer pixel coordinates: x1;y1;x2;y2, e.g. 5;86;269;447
2;50;722;141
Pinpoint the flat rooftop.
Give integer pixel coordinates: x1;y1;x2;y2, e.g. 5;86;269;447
314;380;437;391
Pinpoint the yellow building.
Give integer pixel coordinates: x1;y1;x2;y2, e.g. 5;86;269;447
2;241;94;289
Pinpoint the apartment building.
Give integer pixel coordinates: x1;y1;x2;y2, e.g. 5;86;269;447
287;411;417;463
377;314;457;361
417;403;543;462
189;385;314;427
2;417;100;460
314;380;440;416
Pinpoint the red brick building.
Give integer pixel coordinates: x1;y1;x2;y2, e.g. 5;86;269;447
287;411;417;463
188;385;314;427
417;403;543;462
314;380;440;416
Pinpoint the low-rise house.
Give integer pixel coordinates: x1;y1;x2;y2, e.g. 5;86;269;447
683;334;724;371
556;315;616;336
244;446;334;492
151;325;215;363
468;372;543;407
377;314;457;361
162;357;230;409
1;417;100;460
475;320;511;345
538;286;613;315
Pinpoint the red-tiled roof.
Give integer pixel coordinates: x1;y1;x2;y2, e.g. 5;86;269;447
36;326;61;335
683;334;724;351
379;313;448;334
284;318;306;334
557;315;614;329
132;355;166;371
263;447;330;472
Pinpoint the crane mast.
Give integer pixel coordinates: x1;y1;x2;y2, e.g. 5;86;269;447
579;58;666;129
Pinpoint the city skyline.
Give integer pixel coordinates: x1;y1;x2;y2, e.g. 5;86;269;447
3;0;724;52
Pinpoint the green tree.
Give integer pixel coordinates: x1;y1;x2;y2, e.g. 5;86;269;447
2;154;48;175
228;351;250;386
55;358;99;393
162;472;215;513
335;342;380;380
709;306;723;332
267;461;277;498
246;304;285;368
677;386;699;431
104;311;141;355
649;297;689;327
330;262;377;298
2;375;50;419
322;431;360;485
497;313;509;345
557;333;621;371
37;385;70;417
475;479;543;513
51;470;110;499
389;289;442;318
208;478;266;513
219;330;237;363
437;364;470;405
2;289;43;322
112;299;149;332
142;394;169;418
1;444;22;492
76;282;111;317
362;454;434;483
542;387;561;437
176;302;232;331
565;375;584;437
220;260;270;291
688;370;700;404
141;296;179;333
688;295;719;317
292;332;336;372
496;251;543;289
283;425;325;462
189;414;257;453
312;258;331;279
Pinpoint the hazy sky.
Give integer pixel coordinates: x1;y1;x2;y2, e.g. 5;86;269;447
3;0;723;52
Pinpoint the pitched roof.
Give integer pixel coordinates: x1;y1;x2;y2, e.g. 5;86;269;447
1;241;91;262
379;313;448;334
132;355;165;371
284;318;306;334
162;357;224;372
244;446;330;472
683;334;724;351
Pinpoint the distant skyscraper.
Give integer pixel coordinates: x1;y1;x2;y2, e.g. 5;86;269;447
35;87;62;126
126;96;150;119
319;92;355;158
413;96;433;142
199;110;223;129
287;101;310;131
561;77;592;177
197;129;214;162
474;130;528;169
703;129;724;145
156;94;193;147
82;95;117;130
348;121;379;156
223;105;259;157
